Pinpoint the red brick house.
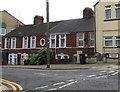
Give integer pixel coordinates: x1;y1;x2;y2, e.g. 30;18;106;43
2;8;95;65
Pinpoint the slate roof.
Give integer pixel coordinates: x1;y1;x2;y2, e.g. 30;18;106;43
3;17;95;38
50;17;95;33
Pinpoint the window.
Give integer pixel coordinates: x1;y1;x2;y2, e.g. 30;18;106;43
40;38;45;46
56;54;69;59
89;32;95;47
5;38;10;48
59;34;66;48
30;36;36;48
116;36;120;47
9;29;14;32
104;37;113;47
105;6;111;20
11;37;16;49
116;4;120;19
9;54;17;65
0;28;6;36
78;33;84;47
23;36;28;48
50;34;56;48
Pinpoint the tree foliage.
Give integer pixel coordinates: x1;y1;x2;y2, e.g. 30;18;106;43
25;48;53;65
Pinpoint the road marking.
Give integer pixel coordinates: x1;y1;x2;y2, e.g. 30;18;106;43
79;75;83;76
59;81;77;89
35;86;48;89
1;79;23;91
87;75;96;78
48;88;57;90
111;72;119;75
53;82;65;86
68;79;74;82
0;80;17;91
108;71;115;73
100;70;107;72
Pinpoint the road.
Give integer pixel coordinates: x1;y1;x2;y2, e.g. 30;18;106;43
1;67;120;92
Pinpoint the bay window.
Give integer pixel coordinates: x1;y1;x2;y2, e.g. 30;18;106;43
104;37;113;47
116;36;120;47
105;6;111;20
116;4;120;19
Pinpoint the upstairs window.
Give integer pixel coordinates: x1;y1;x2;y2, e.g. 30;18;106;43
11;37;16;49
30;36;36;48
5;38;10;49
105;6;111;20
104;37;113;47
50;34;56;48
89;32;95;47
78;33;84;47
116;4;120;19
0;28;6;36
116;36;120;47
59;34;66;48
23;36;28;48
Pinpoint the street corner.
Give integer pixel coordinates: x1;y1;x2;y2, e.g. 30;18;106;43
0;78;23;91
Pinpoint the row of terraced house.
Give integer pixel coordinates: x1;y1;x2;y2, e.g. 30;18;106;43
1;0;120;65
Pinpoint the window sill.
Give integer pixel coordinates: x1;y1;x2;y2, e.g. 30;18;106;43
104;47;120;48
104;18;120;21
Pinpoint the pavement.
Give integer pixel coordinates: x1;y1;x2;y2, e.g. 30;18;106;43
1;62;120;70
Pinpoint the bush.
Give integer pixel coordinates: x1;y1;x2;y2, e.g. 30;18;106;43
27;48;53;65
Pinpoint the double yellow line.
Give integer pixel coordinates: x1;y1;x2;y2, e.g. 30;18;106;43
0;79;23;92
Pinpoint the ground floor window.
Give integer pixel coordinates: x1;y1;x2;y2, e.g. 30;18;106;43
8;54;17;65
21;53;28;65
55;53;69;59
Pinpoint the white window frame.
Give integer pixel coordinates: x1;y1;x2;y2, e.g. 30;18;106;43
50;34;56;48
78;33;84;48
40;38;46;46
55;54;69;59
30;36;36;48
5;38;10;49
105;6;111;20
116;4;120;19
21;53;28;65
59;34;66;48
0;28;6;36
104;37;113;47
11;37;16;49
89;32;95;47
115;36;120;47
23;36;28;48
8;54;17;65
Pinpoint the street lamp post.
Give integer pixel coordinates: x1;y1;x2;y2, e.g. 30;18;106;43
46;0;50;68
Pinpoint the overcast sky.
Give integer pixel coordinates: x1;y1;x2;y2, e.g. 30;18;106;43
0;0;99;24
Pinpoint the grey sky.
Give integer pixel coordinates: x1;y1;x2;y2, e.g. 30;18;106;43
0;0;98;24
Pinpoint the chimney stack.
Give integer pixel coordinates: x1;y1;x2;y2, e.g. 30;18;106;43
34;15;44;25
83;7;93;20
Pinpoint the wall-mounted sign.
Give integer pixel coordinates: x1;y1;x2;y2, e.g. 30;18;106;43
109;53;119;59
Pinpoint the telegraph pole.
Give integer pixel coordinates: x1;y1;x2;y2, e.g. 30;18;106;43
46;0;50;68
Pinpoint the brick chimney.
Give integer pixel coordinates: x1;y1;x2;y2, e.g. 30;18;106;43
83;7;93;20
34;15;44;25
